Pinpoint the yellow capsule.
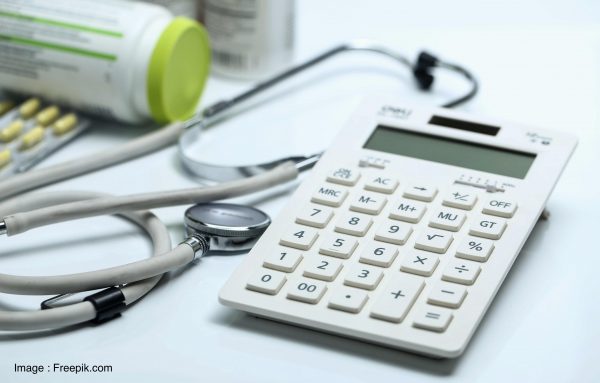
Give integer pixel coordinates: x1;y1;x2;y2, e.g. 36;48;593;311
36;105;60;126
20;126;45;150
19;98;41;119
0;100;15;116
52;113;78;136
0;149;11;168
0;119;24;142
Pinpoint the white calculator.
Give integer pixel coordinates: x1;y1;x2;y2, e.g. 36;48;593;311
219;97;577;358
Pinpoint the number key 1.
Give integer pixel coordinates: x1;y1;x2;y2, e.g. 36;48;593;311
263;248;303;272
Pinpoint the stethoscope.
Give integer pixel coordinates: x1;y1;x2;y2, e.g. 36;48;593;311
0;41;478;331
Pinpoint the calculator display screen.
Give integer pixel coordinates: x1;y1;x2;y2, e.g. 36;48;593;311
364;125;536;179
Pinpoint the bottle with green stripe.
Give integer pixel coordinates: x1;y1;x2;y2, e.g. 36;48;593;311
0;0;211;124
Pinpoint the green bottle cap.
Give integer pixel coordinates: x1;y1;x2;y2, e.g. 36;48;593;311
147;17;211;123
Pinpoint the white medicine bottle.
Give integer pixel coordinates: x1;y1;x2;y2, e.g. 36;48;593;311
0;0;211;123
203;0;295;80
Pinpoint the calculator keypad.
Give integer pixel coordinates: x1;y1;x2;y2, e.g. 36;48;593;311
248;166;518;335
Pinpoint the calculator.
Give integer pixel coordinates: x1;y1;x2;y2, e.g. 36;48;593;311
219;97;577;358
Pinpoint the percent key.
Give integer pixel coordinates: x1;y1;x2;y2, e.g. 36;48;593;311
457;237;495;262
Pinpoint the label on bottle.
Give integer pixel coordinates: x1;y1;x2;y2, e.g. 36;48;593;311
0;0;167;121
204;0;295;79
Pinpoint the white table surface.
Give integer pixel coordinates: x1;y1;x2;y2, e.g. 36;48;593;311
1;0;599;381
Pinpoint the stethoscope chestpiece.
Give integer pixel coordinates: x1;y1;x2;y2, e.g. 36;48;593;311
184;203;271;254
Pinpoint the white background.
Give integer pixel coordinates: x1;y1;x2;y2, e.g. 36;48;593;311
1;0;599;381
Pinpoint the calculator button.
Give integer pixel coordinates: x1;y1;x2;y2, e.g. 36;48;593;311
335;212;373;236
263;249;303;272
389;198;426;223
469;214;507;240
428;208;466;232
326;167;360;186
370;274;424;323
413;306;453;332
364;174;398;194
311;184;349;207
349;191;387;215
296;204;334;228
359;243;398;267
374;220;413;245
482;197;518;218
246;269;287;295
400;250;440;277
442;188;478;210
280;225;319;250
328;287;369;313
344;264;384;290
427;282;467;308
287;278;328;304
442;259;481;285
456;236;495;262
303;256;343;281
319;233;358;259
403;184;438;202
414;229;453;253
